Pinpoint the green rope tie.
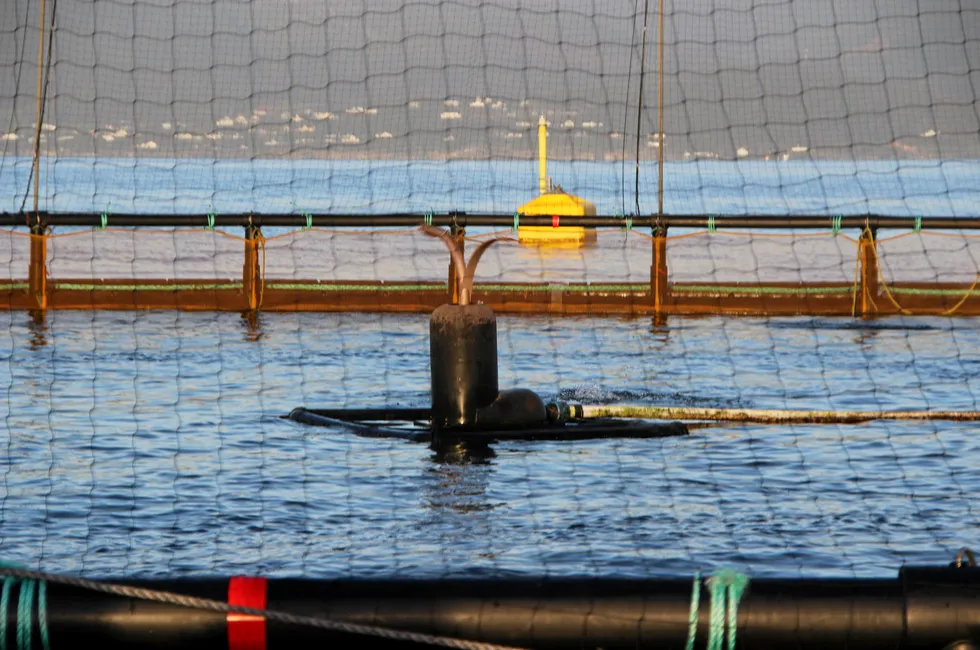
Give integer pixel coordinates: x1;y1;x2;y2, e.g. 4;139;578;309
292;202;313;231
707;215;716;233
617;213;632;232
98;203;110;231
512;212;520;231
205;207;216;231
707;569;749;650
16;580;33;650
684;571;701;650
0;562;50;650
423;210;433;227
831;215;842;234
1;574;11;650
914;215;922;233
685;569;749;650
38;581;48;650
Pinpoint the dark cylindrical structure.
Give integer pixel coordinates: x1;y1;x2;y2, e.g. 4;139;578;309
429;303;498;429
6;569;980;650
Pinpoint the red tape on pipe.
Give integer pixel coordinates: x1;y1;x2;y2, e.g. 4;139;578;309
552;215;560;228
228;576;267;650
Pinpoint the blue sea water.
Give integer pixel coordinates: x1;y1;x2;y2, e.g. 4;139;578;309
2;157;980;217
1;158;979;581
1;309;979;580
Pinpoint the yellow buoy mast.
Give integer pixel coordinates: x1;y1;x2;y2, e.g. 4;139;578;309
517;116;597;246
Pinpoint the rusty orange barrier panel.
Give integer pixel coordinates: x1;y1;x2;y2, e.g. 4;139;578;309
0;213;977;317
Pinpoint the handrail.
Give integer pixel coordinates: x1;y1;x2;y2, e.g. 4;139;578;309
3;212;980;229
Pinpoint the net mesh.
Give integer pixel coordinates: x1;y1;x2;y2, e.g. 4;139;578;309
3;308;979;579
1;0;980;587
2;0;979;213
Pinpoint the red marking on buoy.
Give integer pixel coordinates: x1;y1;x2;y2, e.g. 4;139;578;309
228;576;267;650
552;215;560;228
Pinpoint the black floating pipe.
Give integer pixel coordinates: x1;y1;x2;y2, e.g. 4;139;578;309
3;212;980;230
300;407;433;422
284;408;430;442
6;568;980;650
284;406;688;442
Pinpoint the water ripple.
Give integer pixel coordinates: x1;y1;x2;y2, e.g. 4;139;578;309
0;310;978;579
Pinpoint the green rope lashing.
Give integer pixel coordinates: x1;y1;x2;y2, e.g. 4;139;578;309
205;207;216;231
16;580;33;650
617;213;632;232
707;215;716;233
423;210;433;227
512;212;520;231
914;215;922;233
684;571;701;650
0;562;50;650
708;575;725;650
37;582;48;650
292;201;313;231
832;215;842;235
684;569;749;650
707;569;749;650
98;202;110;231
1;574;12;650
726;574;748;650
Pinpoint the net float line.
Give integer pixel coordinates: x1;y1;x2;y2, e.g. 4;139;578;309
565;403;980;424
7;212;980;230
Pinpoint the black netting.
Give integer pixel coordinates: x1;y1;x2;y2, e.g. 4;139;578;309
1;0;979;595
1;0;977;214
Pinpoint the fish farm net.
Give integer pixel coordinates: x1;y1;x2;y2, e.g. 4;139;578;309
1;0;980;599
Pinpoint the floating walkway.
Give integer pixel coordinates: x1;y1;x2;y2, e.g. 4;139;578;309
2;213;980;318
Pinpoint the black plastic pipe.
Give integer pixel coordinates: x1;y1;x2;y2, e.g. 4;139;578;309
5;568;979;650
3;212;980;230
299;407;433;421
429;304;499;430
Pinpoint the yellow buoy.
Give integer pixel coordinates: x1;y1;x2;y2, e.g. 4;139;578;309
517;116;597;247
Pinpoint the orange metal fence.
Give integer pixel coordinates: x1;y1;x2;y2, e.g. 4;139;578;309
3;214;980;318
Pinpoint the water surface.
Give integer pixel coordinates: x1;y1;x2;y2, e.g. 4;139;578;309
1;310;977;579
